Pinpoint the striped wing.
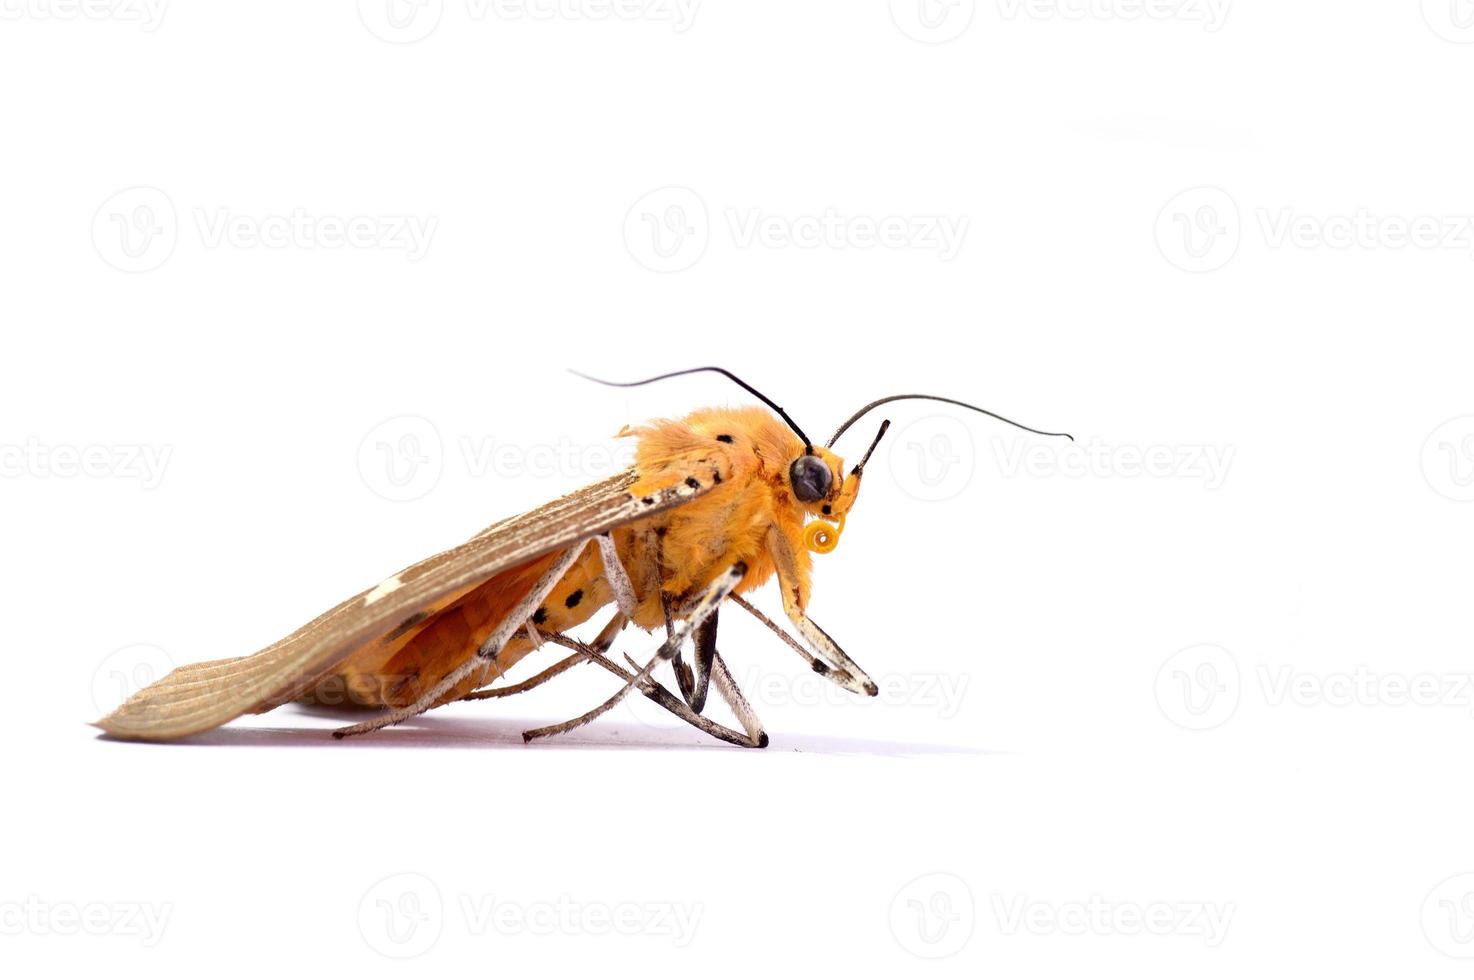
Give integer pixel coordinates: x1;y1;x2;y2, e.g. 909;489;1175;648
95;468;706;740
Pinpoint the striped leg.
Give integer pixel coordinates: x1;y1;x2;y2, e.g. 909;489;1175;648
709;651;767;747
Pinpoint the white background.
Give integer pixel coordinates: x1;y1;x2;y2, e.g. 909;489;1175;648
4;1;1473;976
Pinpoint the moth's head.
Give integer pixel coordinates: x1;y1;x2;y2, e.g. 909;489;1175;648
786;436;878;522
787;445;843;514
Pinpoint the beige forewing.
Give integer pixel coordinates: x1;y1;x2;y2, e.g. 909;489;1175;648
94;468;708;740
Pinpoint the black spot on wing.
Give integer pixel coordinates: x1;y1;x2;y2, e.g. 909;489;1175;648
564;589;583;609
716;434;734;443
685;477;701;490
532;607;548;625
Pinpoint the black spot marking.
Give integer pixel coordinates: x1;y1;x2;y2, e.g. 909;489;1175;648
641;496;655;506
812;661;831;675
386;610;428;641
711;469;722;484
564;589;583;609
821;504;832;515
685;476;701;490
532;607;548;625
655;526;668;538
716;434;734;443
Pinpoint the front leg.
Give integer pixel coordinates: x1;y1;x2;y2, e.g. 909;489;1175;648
765;525;878;697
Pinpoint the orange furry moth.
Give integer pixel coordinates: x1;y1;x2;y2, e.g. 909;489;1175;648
95;368;1071;748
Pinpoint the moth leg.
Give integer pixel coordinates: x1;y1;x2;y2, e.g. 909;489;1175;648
673;604;717;713
709;651;767;747
333;539;591;739
611;643;765;748
458;649;590;701
660;602;763;744
462;611;628;700
596;533;639;619
569;637;762;748
522;561;746;742
763;525;878;697
729;594;815;665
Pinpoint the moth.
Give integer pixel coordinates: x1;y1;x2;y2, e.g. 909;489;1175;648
95;368;1070;748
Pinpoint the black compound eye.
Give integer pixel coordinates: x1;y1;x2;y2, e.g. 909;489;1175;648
789;455;833;503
